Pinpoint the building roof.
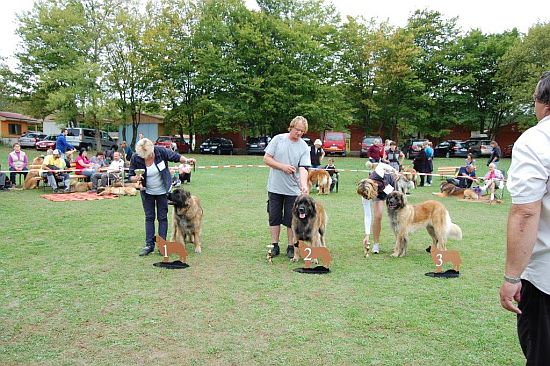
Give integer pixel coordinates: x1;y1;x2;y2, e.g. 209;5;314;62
0;111;40;124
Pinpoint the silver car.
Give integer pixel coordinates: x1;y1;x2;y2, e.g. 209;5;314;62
19;132;47;148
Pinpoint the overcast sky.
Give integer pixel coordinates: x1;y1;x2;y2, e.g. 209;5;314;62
1;0;547;68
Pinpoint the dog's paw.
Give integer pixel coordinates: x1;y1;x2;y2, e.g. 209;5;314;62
194;246;202;253
290;257;299;262
390;252;400;258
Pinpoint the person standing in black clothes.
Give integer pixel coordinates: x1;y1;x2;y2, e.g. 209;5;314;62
413;143;429;187
310;139;325;169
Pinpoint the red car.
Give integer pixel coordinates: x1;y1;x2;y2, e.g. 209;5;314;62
322;131;347;156
35;135;57;151
155;136;190;153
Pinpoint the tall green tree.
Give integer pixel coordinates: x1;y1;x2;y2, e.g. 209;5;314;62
16;0;115;147
104;0;152;148
406;9;460;139
498;22;550;129
445;29;519;137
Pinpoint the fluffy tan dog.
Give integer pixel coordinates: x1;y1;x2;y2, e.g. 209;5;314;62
297;241;331;268
291;195;328;262
386;191;462;257
98;186;137;196
156;235;188;263
23;156;44;190
433;182;478;200
430;245;462;272
71;181;93;192
308;169;331;195
401;167;417;187
167;188;204;253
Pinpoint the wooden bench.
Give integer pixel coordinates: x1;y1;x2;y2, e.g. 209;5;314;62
437;166;459;180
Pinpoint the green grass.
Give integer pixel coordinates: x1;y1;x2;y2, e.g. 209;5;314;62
0;144;522;365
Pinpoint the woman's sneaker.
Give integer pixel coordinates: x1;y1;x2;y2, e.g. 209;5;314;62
372;243;380;254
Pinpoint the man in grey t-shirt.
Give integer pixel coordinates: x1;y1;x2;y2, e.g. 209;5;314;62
263;116;311;259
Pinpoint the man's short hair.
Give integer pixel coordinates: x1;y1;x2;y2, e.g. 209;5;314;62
96;151;105;157
535;71;550;104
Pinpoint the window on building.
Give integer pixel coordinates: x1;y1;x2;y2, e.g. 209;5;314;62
8;123;22;136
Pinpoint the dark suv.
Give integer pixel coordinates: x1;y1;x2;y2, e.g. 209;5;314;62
434;140;469;158
199;137;234;155
402;139;429;159
246;136;271;155
359;136;382;158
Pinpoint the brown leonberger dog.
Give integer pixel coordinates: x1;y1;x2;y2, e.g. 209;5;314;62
291;195;327;262
97;185;137;196
167;188;204;253
308;169;331;195
386;191;462;257
23;156;44;190
433;182;478;200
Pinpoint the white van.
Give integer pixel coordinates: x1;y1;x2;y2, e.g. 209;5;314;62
66;128;116;150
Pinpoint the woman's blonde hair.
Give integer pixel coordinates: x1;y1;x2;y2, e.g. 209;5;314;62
135;138;154;158
288;116;308;133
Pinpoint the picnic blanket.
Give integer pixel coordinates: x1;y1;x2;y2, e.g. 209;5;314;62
41;192;118;202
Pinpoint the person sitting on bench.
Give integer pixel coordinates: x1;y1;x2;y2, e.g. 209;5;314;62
41;149;71;193
91;151;125;192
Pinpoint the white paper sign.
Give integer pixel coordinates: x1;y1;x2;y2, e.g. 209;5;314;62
383;185;394;195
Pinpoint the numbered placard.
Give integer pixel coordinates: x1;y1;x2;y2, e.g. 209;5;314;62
430;245;461;273
297;240;332;269
155;235;188;264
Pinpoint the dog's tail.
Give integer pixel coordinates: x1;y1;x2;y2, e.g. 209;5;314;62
445;212;463;240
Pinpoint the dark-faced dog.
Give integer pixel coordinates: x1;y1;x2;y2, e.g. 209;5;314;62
433;182;478;200
167;188;204;253
291;195;327;262
386;191;462;257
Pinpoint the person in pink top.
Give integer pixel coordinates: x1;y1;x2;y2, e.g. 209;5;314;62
481;163;504;201
8;143;28;186
75;149;96;179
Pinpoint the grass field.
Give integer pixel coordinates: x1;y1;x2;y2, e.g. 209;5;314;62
0;144;523;365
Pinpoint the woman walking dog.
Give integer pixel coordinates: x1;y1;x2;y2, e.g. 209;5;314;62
129;138;196;256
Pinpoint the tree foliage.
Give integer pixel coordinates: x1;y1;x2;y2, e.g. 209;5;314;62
5;0;547;144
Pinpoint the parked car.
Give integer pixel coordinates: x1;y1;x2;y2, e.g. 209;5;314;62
502;143;514;158
359;136;382;158
199;137;234;154
155;136;190;153
19;132;46;148
323;131;346;156
35;135;57;151
302;136;313;146
402;138;429;159
433;140;469;158
66;128;116;150
466;139;492;157
246;136;271;155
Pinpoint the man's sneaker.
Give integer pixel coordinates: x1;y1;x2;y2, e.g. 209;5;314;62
372;243;380;254
139;246;155;256
271;244;280;256
426;183;431;186
287;245;295;258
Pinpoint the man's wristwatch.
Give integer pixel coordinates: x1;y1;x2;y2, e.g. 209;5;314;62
504;274;521;284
